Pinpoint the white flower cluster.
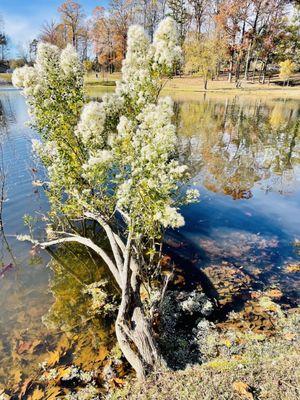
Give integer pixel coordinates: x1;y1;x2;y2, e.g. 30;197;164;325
116;18;182;109
60;44;82;76
185;188;200;203
83;150;113;170
155;205;185;228
76;102;106;146
32;139;59;159
35;42;60;76
152;17;182;70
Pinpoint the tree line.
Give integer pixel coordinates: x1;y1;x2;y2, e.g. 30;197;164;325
2;0;300;83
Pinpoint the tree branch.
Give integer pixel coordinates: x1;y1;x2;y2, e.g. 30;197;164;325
27;234;122;288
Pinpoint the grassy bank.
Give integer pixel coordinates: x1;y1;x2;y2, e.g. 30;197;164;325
113;309;300;400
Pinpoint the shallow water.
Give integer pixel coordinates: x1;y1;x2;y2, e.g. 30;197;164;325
0;87;299;390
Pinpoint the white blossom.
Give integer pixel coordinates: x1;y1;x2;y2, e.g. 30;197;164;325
76;102;106;146
60;44;82;76
83;150;113;169
12;66;32;88
35;42;60;75
155;205;185;228
185;188;200;203
152;17;182;70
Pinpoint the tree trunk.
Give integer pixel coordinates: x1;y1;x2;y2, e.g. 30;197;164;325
35;215;162;381
228;55;234;82
116;256;161;379
244;41;252;80
204;79;208;90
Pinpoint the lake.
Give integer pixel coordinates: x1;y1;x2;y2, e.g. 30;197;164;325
0;87;299;391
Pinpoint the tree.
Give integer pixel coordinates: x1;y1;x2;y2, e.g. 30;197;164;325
91;6;122;73
58;0;85;49
12;18;195;380
83;59;93;73
184;32;225;89
167;0;190;45
189;0;209;34
135;0;167;40
0;15;8;62
279;59;296;85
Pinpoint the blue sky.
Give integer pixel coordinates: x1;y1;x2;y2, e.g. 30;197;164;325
1;1;107;55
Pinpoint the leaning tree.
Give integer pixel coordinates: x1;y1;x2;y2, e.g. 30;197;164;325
12;17;199;379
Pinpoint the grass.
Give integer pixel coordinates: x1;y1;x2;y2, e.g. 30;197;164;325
85;72;300;99
3;70;300;99
163;74;300;99
0;73;12;83
113;309;300;400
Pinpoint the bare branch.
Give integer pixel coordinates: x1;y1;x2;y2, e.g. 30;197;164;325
24;234;122;288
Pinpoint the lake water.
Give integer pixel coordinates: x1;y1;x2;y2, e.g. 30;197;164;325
0;87;299;391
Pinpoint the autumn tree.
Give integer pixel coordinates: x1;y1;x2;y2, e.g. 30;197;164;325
91;6;122;73
58;0;85;49
184;32;225;89
279;59;296;85
40;1;90;60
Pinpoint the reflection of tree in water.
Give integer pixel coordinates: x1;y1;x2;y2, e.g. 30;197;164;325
44;243;118;334
177;98;300;198
0;243;120;394
0;96;18;265
0;95;16;133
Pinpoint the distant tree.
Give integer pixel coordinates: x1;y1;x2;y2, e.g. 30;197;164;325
40;20;61;46
167;0;190;44
109;0;136;59
0;15;8;62
135;0;166;39
91;1;136;72
58;0;85;49
188;0;208;34
91;6;120;73
9;59;26;70
279;59;296;85
41;2;90;61
83;59;93;73
29;39;39;63
184;32;225;89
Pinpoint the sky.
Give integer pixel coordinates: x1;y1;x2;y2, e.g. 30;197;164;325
1;0;107;56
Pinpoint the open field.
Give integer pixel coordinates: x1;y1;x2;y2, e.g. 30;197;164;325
0;73;12;83
86;72;300;99
2;72;300;99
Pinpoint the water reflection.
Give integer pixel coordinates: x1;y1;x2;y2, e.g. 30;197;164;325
175;96;299;301
177;97;299;197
